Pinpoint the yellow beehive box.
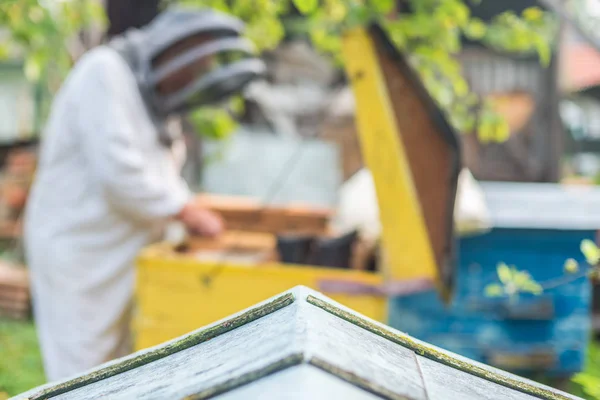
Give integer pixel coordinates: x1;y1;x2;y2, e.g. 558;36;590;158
134;243;386;350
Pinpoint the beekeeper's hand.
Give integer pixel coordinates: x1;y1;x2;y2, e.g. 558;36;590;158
177;202;224;237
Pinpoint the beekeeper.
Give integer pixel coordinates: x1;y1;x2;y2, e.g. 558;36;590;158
23;7;265;382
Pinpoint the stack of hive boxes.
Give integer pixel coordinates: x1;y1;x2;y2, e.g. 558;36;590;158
0;149;36;237
0;260;30;320
0;148;36;320
185;194;376;272
183;194;332;263
197;194;331;235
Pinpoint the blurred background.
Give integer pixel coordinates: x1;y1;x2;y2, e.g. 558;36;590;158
1;0;600;398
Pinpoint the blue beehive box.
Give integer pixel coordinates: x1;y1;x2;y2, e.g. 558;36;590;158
389;182;597;378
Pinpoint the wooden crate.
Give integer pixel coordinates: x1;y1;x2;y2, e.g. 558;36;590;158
0;261;30;320
181;229;374;271
177;231;277;265
195;194;332;236
182;231;276;252
0;148;36;230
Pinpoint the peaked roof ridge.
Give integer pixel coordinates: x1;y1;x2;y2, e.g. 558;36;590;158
15;286;579;400
305;295;576;400
17;291;296;400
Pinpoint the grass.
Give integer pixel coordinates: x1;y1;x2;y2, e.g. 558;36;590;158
568;340;600;400
0;319;45;399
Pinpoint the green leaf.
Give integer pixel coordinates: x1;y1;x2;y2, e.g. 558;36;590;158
581;239;600;265
522;7;544;23
245;15;285;50
369;0;395;14
520;280;543;295
345;4;373;28
229;95;245;115
534;37;551;67
324;0;347;22
0;42;10;59
484;284;504;297
513;270;531;288
572;373;600;399
27;6;44;23
564;258;580;274
493;118;510;142
293;0;318;15
85;0;108;27
24;53;42;81
497;263;513;285
188;107;238;140
446;2;470;28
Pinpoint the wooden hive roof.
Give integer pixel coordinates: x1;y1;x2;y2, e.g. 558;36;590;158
14;286;580;400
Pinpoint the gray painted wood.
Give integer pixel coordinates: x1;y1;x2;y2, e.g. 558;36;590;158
51;305;303;400
302;302;427;399
214;365;382;400
481;181;600;230
408;335;582;400
14;286;582;400
417;355;537;400
48;298;426;400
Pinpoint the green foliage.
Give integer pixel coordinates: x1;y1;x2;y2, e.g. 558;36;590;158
187;95;245;139
483;283;504;297
293;0;319;15
1;0;557;140
570;341;600;400
486;239;600;302
484;263;542;299
176;0;557;140
564;258;580;274
483;7;557;66
581;239;600;265
477;101;510;143
0;319;45;397
0;0;106;88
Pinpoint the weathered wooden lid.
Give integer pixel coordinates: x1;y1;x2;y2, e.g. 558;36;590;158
368;24;462;298
15;286;579;400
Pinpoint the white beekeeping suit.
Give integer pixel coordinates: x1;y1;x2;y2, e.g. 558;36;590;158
24;46;190;382
23;7;265;382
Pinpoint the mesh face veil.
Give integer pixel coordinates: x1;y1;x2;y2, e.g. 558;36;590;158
110;7;266;120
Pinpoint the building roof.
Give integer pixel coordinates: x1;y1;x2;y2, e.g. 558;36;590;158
560;43;600;92
541;0;600;52
14;286;580;400
541;0;600;91
481;181;600;230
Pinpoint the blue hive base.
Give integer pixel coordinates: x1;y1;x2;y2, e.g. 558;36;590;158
388;228;593;377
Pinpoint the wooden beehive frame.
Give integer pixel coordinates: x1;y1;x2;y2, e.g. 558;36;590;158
195;194;332;237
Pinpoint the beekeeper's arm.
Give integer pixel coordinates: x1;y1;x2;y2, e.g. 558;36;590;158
78;56;191;224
